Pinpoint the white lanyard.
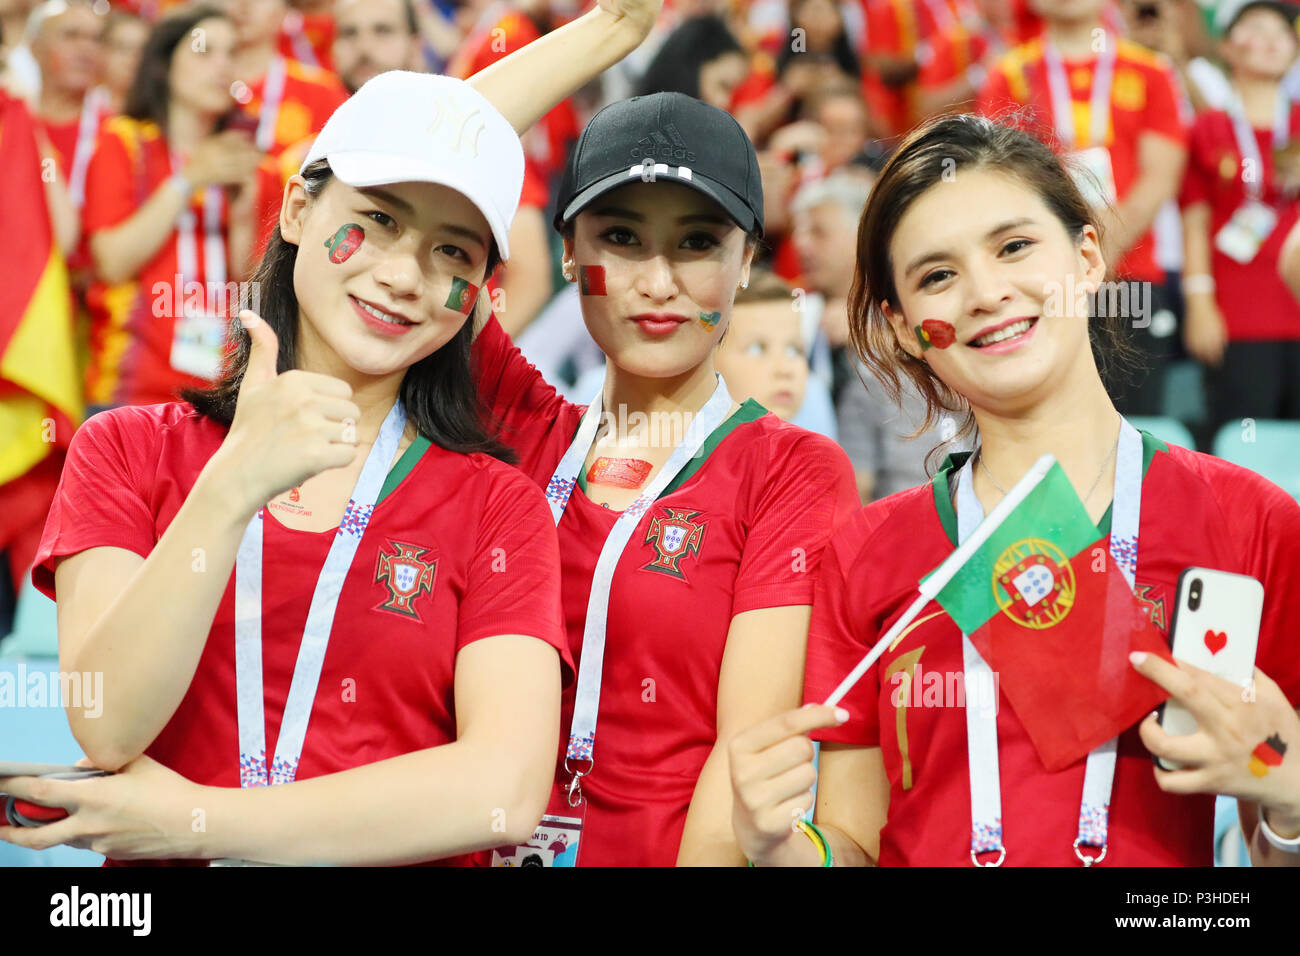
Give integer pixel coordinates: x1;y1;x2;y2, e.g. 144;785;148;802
67;87;106;210
545;377;734;801
256;54;287;153
1226;86;1291;201
171;150;227;312
1043;35;1117;150
233;401;407;786
283;10;319;68
957;418;1142;866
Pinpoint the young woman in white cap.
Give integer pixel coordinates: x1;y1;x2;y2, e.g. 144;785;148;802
472;92;859;866
728;114;1300;868
0;0;666;866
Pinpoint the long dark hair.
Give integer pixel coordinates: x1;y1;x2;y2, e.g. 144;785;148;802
181;160;515;463
849;112;1139;443
638;15;745;99
123;4;238;135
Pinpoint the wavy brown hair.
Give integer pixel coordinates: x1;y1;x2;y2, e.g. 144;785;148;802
848;112;1139;447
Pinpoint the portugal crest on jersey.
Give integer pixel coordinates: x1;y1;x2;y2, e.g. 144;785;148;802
642;508;705;580
375;540;437;621
993;538;1075;629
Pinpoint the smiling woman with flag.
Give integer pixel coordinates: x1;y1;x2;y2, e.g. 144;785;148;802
729;113;1300;867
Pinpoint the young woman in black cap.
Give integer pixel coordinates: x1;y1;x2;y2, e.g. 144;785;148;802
473;92;858;866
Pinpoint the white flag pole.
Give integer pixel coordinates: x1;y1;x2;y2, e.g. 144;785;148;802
821;453;1057;708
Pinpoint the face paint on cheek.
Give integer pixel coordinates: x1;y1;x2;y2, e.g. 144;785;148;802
699;311;722;330
920;319;956;349
324;223;365;263
579;265;606;296
444;276;479;315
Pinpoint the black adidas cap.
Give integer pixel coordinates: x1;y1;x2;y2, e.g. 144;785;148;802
554;92;764;237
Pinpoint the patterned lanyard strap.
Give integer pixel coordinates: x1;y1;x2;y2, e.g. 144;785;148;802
545;377;734;804
171;148;227;311
1043;33;1117;150
1225;86;1292;201
957;418;1142;866
233;401;407;786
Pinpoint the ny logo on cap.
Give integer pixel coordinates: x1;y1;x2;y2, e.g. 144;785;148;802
427;94;485;158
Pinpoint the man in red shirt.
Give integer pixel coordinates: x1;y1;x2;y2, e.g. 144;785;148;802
978;0;1190;414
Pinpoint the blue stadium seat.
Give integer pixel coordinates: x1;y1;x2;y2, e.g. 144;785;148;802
1211;420;1300;500
1126;416;1196;450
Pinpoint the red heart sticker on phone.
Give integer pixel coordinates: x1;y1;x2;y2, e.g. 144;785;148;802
1204;629;1227;655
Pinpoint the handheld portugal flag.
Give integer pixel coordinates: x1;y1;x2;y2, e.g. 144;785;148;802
924;460;1173;772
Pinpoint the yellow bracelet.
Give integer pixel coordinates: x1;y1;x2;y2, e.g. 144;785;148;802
795;819;833;867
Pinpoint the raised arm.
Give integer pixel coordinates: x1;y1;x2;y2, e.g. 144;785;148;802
466;0;662;135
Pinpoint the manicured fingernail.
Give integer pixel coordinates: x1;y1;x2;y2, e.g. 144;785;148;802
1130;651;1148;665
834;707;850;723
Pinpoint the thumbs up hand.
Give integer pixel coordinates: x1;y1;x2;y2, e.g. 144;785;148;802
216;310;363;512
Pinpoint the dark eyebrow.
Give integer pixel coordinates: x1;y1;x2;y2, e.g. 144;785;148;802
902;218;1038;279
360;187;488;251
591;206;733;227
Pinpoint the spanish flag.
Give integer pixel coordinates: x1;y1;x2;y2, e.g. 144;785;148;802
0;91;82;591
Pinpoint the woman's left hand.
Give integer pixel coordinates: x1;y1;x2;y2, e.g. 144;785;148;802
1131;652;1300;835
0;756;210;860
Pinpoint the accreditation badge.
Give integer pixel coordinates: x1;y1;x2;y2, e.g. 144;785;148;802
490;786;585;867
170;305;228;380
1215;200;1279;264
1069;146;1118;208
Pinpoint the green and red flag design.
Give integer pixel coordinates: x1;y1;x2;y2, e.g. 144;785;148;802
444;276;478;315
923;461;1173;771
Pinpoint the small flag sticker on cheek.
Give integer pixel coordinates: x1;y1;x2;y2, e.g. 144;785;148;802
324;223;365;263
921;320;956;348
445;277;478;315
579;265;606;296
699;311;721;329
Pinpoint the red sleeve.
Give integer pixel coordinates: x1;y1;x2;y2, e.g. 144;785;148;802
1141;60;1189;147
458;464;573;685
801;514;882;745
471;313;578;443
30;407;159;599
1238;477;1300;706
1178;113;1215;208
732;431;859;614
82;128;136;236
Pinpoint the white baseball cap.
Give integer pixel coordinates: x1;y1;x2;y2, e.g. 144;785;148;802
302;71;525;259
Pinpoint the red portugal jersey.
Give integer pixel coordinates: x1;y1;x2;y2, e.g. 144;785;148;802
237;58;346;159
804;433;1300;866
1179;104;1300;341
473;316;859;866
977;36;1188;282
33;402;571;866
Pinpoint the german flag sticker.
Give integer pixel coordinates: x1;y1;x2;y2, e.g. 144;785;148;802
1248;734;1287;777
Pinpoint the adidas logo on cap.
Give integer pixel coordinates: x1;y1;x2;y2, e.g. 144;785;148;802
628;124;696;164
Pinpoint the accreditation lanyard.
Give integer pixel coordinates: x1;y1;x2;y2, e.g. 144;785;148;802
233;401;407;786
171;149;227;310
67;87;106;210
255;54;288;154
544;377;733;802
1043;35;1117;150
956;418;1142;866
1226;87;1291;201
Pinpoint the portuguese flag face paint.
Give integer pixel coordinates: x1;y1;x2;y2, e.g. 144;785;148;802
923;461;1172;771
444;276;479;315
579;265;606;296
324;223;365;263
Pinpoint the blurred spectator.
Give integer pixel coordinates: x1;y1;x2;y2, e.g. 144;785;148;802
82;4;261;410
333;0;421;93
1;0;41;98
221;0;346;157
636;13;747;109
837;357;970;501
100;7;148;114
1181;0;1300;429
733;0;861;144
1124;0;1225;112
915;0;1020;117
978;0;1189;415
29;0;107;211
